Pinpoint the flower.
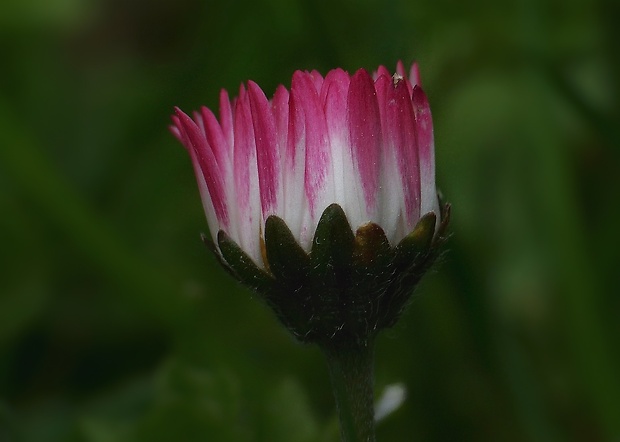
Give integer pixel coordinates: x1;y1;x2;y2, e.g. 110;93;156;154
171;62;449;345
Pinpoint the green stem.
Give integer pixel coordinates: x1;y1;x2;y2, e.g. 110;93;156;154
322;340;376;442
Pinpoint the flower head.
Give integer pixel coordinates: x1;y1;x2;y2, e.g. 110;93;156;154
172;62;449;345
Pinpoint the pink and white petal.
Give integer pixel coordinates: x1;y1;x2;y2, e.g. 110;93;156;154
193;111;206;138
373;74;389;125
396;60;407;78
175;108;230;232
283;78;308;248
169;115;187;146
248;80;282;222
373;65;391;81
347;68;382;223
170;114;222;239
232;90;263;264
412;85;439;220
292;71;334;227
372;75;405;243
322;68;356;214
201;106;231;169
409;62;421;87
394;60;414;96
189;145;221;242
309;69;325;93
271;85;289;164
387;78;420;235
200;107;236;220
324;68;370;232
219;89;234;157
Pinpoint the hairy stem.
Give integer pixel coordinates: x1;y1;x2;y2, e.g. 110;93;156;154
322;340;376;442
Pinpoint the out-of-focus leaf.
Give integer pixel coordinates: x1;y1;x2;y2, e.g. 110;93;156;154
131;359;251;442
262;378;320;442
0;281;47;344
0;0;92;29
80;419;131;442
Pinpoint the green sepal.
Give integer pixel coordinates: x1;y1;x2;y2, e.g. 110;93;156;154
394;212;436;270
351;223;394;300
264;215;311;283
347;223;395;340
309;203;355;289
203;197;450;347
217;230;274;292
352;223;392;268
306;204;355;343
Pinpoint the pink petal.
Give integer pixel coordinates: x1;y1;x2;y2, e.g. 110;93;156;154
412;85;438;219
395;60;414;96
193;111;206;137
309;69;325;93
387;77;420;234
219;89;234;155
347;68;382;221
169;115;186;146
174;107;229;229
374;65;391;81
292;71;333;222
173;61;439;256
323;68;371;233
372;74;402;242
201;106;231;169
373;73;389;130
396;60;407;78
272;85;289;162
322;68;354;209
248;80;282;219
409;62;421;87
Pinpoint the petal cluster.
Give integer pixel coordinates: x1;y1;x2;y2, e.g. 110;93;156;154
171;62;439;268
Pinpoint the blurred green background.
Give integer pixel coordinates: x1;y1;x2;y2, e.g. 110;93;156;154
1;0;619;440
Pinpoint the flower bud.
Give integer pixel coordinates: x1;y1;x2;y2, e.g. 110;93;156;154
172;62;450;346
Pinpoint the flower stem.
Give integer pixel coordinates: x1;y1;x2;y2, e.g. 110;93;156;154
322;340;376;442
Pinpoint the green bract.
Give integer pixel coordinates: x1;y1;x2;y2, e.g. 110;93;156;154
210;202;450;347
